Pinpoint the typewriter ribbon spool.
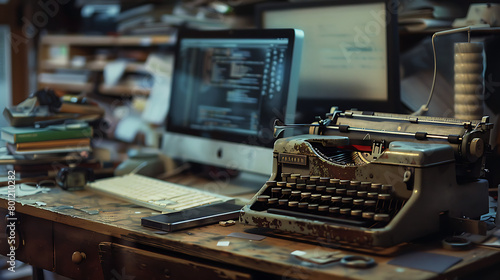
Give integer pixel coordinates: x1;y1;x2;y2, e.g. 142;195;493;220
454;42;485;120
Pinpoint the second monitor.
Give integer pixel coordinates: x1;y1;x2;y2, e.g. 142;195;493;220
162;29;303;177
257;0;400;120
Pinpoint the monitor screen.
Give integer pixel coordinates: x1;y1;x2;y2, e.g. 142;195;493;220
257;0;400;121
162;29;303;176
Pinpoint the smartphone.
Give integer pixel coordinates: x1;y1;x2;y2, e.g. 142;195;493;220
141;202;242;232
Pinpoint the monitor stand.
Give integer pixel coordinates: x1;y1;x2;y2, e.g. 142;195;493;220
223;171;270;196
187;163;270;197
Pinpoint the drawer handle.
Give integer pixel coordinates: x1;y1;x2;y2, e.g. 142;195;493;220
72;251;87;264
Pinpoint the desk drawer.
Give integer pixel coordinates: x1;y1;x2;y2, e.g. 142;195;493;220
0;208;53;270
54;223;111;280
99;242;252;280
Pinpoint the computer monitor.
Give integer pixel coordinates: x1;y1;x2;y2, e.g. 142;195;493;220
257;0;400;121
162;29;303;177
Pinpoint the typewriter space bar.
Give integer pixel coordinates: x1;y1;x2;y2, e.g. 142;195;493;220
267;208;368;227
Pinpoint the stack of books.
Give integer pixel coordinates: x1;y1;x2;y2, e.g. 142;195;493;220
1;124;93;155
1;124;95;179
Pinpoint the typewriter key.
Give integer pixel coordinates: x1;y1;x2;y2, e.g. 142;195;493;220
290;190;301;201
326;187;337;194
306;184;316;191
255;195;270;211
296;183;306;190
329;178;340;187
281;188;291;199
320;195;332;205
331;196;342;207
310;176;320;183
300;175;311;181
339;180;350;189
381;184;393;194
350;181;361;190
300;175;310;184
370;183;382;192
319;177;330;184
308;203;319;212
377;193;391;213
362;211;375;221
288;201;299;209
266;181;277;187
353;199;364;210
318;205;329;214
278;199;288;209
351;209;362;220
360;182;371;191
286;182;297;189
300;192;312;202
374;213;390;227
340;208;351;217
364;200;376;213
346;190;357;197
316;185;326;193
367;192;378;199
267;198;278;206
329;206;340;216
310;193;322;204
341;197;353;208
336;188;347;196
289;174;300;183
357;191;367;199
298;202;309;212
277;181;287;187
271;187;282;198
281;173;291;180
257;195;270;201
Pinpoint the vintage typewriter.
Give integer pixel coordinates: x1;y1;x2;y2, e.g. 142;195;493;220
240;110;493;248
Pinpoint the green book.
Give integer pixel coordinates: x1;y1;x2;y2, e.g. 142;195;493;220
1;126;93;143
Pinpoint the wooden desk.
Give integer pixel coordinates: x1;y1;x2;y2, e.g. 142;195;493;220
1;187;499;280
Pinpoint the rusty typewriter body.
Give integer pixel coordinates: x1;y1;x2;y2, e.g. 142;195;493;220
240;110;493;248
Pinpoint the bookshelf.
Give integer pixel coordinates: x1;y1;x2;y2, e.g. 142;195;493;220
37;34;174;97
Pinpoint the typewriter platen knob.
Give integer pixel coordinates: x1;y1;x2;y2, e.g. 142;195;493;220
469;138;484;159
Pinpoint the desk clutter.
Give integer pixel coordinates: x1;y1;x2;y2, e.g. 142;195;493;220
0;89;105;181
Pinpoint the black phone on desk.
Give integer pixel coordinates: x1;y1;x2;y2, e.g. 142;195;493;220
141;202;242;232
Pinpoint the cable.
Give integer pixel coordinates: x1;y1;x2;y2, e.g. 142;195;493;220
411;25;487;116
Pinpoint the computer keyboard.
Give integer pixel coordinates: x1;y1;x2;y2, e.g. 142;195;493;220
87;174;234;212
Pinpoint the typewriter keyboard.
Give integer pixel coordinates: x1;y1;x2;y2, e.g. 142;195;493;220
250;173;408;228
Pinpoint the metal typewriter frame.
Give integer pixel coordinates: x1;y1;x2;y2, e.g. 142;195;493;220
240;111;493;248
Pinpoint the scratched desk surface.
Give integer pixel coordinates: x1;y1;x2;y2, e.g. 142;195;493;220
3;186;500;280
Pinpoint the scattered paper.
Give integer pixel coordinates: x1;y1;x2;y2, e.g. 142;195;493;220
217;241;230;247
114;116;143;142
291;250;307;256
142;54;173;125
104;60;127;86
292;249;342;265
0;184;51;197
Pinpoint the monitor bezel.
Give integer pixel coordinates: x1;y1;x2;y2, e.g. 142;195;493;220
165;28;303;148
256;0;400;120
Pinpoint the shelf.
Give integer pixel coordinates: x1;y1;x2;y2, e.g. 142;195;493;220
38;81;150;96
40;35;174;46
38;34;167;98
40;61;148;72
99;84;150;96
38;82;93;92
